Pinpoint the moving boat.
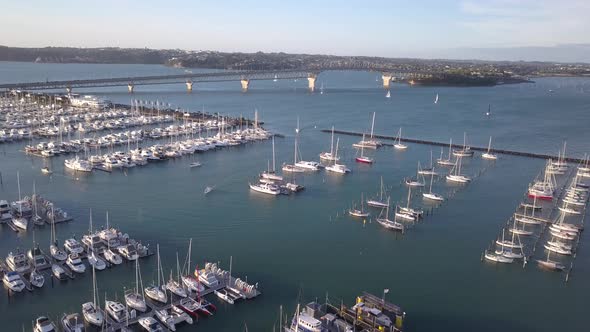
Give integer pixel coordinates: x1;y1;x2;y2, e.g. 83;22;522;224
82;266;104;327
434;93;439;104
41;166;52;175
325;138;350;174
367;177;388;208
145;244;167;303
34;316;57;332
189;161;202;168
393;127;407;150
481;136;498;160
319;126;340;162
349;193;370;218
376;197;404;232
3;271;25;292
125;259;148;312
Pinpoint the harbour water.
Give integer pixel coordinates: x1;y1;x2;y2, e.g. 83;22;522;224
1;61;589;331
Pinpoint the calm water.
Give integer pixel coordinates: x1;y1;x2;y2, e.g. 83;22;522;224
0;62;589;331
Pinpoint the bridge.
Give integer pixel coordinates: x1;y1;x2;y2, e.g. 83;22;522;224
0;69;430;93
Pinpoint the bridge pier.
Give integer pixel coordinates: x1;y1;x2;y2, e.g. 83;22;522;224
127;84;134;93
307;73;317;92
186;81;193;92
382;73;392;89
240;79;249;92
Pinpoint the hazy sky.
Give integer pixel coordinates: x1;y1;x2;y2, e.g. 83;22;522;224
1;0;589;60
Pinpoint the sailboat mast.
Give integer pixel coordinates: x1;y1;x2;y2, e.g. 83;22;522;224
370;112;376;139
406;187;411;208
272;136;276;172
330;126;334;155
487;136;492;153
156;244;161;286
334;138;339;165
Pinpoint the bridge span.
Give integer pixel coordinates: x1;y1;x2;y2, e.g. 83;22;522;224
0;69;429;93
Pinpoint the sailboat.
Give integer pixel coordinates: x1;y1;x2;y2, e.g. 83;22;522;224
396;186;422;221
376;197;404;232
12;171;28;231
82;266;105;327
386;90;391;98
260;136;283;181
422;172;444;201
434;93;439;104
355;134;374;164
293;118;322;171
353;112;381;149
418;150;438;175
165;253;188;298
349;193;370;218
508;218;533;236
484;249;514;263
485;104;491;116
282;125;305;173
405;162;425;187
393;127;407;150
125;259;147;312
86;210;106;271
514;197;542;225
482;136;498;160
528;161;555;200
320;126;340;161
453;132;474;157
325;138;350;174
495;229;524;259
320;83;324;95
495;228;523;249
437;139;455;166
446;156;471;183
181;239;205;294
145;244;167;303
49;207;67;261
366;177;388;208
536;250;565;271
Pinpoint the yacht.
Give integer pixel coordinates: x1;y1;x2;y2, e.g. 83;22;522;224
64;157;93;172
12;215;28;231
34;316;57;332
104;247;123;265
6;251;31;273
3;271;25;292
64;238;84;255
119;244;139;260
249;182;281;195
30;269;45;288
139;317;164;332
0;199;12;221
295;160;322;171
319;126;340;162
66;253;86;274
214;288;235;304
106;300;129;323
61;313;84;332
198;270;220;288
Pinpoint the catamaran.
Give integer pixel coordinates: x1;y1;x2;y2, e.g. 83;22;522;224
367;177;388;208
320;126;340;162
353;112;381;149
481;136;497;160
437;139;455;166
393;127;407;150
349;193;370;218
422;172;444;201
376;197;404;232
325;138;350;174
453;132;474;157
446;156;471;183
355;134;374;164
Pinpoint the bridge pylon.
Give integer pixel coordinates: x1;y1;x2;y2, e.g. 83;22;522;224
307;73;317;92
240;78;249;92
186;81;193;92
382;73;392;89
127;84;134;93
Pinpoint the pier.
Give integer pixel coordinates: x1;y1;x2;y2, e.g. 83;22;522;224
323;129;588;163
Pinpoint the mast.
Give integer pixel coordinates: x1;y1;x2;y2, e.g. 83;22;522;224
334;138;339;165
385;196;390;219
370;112;376;140
156;244;161;287
448;138;453;160
487;136;492;153
176;252;181;282
406;186;412;209
429;172;434;194
360;134;365;157
92;265;97;307
272;136;276;172
330;126;334;156
379;177;384;201
186;238;192;276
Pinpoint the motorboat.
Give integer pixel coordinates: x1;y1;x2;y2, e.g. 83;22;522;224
6;251;31;273
106;300;129;323
61;313;84;332
64;238;84;255
104;247;123;265
30;269;45;288
66;253;86;274
422;192;444;201
41;167;53;175
155;308;177;331
295;160;322;171
52;264;68;280
118;244;139;260
139;317;164;331
88;251;106;271
214;288;235;304
0;199;12;221
34;316;57;332
198;270;220;288
189;161;202;168
249;182;281;195
64;156;93;172
325;163;350;174
12;215;28;231
3;271;25;292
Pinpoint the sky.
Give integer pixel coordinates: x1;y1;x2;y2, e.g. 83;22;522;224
1;0;589;62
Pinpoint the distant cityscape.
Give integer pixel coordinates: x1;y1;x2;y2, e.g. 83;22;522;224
1;46;590;86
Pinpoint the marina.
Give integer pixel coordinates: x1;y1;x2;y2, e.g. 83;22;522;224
0;64;589;332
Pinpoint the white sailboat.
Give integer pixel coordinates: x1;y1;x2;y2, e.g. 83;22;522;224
386;90;391;98
495;229;524;259
367;177;388;208
434;93;439;104
353;112;381;149
437;139;455;166
82;266;105;327
294;118;321;171
482;136;497;160
484;250;514;263
125;259;147;312
349;193;370;218
282;124;305;173
325;138;350;174
396;186;422;221
405;162;425;187
514;197;542;225
320;126;340;162
376;197;404;232
165;253;188;298
393;127;407;150
49;209;67;261
181;239;205;294
260;136;283;181
145;244;167;303
418;150;438;175
453;132;474;157
446;156;471;183
12;171;28;231
422;172;444;201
